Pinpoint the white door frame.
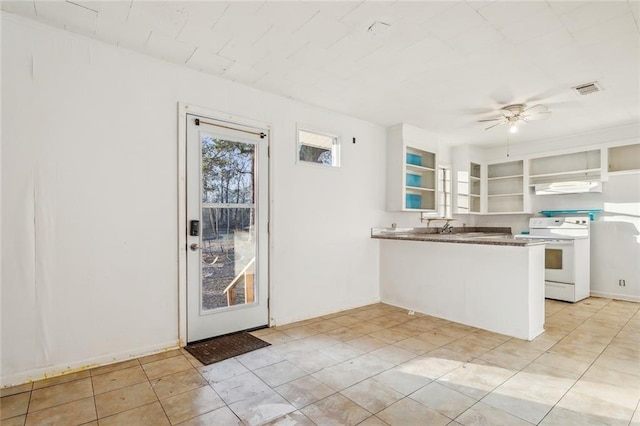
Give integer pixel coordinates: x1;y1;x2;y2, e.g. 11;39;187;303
177;102;273;346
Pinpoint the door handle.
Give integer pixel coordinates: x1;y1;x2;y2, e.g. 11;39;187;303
190;243;200;251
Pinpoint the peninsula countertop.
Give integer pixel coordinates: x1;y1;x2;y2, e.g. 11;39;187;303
371;226;546;247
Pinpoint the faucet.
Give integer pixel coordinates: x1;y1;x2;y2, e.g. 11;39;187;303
442;222;454;233
420;213;456;232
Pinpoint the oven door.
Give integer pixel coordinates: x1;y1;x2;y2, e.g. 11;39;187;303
544;240;575;284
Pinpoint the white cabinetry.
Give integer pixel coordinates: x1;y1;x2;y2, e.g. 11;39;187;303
456;162;482;214
529;149;601;185
608;143;640;174
487;160;526;213
387;124;438;211
469;163;481;213
453;144;483;215
452;141;636;215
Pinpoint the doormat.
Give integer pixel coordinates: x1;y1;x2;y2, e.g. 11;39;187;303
185;332;270;365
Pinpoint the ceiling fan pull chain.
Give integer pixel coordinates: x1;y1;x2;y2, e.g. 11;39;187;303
506;134;510;158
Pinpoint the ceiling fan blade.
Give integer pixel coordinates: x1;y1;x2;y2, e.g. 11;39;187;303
485;122;505;130
477;118;502;122
523;104;548;113
461;107;497;115
523;111;552;121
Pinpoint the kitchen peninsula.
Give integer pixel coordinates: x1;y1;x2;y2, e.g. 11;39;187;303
372;227;547;340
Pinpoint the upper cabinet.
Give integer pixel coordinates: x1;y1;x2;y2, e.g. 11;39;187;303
469;163;482;213
387;124;438;212
529;149;601;185
404;148;436;210
451;140;637;215
487;160;527;213
608;143;640;174
452;144;483;215
456;162;482;214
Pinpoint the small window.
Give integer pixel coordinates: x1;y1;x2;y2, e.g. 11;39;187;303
298;129;340;167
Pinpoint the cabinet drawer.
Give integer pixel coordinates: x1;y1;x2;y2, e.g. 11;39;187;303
545;281;575;302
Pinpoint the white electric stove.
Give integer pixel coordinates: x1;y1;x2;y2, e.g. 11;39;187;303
515;217;590;302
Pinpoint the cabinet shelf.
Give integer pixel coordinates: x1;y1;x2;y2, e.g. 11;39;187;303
529;149;601;184
406;164;435;172
406;185;435;192
487;160;525;213
488;174;524;181
456;161;482;214
488;193;524;198
529;168;601;179
470;163;481;179
402;146;436;211
387;124;438;212
529;168;601;186
488;160;523;179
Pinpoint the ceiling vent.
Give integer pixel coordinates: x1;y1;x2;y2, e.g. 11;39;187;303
572;81;602;96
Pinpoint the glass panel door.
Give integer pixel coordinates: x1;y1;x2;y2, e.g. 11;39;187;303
186;116;268;342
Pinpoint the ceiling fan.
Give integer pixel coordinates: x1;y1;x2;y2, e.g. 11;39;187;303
478;104;552;133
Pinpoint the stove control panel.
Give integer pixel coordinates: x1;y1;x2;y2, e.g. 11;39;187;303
530;217;589;228
528;216;590;239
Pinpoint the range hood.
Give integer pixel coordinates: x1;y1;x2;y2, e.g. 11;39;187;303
534;181;602;195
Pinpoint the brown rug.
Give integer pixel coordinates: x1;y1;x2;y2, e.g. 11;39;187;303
185;331;270;365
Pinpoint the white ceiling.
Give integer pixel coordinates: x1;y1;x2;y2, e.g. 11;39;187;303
2;1;639;147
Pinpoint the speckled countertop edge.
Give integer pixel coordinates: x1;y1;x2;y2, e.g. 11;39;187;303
370;226;546;247
371;234;543;246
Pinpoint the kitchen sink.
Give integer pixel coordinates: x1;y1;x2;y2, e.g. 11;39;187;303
451;232;489;237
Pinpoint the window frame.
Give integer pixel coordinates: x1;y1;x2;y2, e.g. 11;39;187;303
296;125;341;168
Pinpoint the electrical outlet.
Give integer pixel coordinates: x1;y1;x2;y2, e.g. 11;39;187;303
618;279;626;287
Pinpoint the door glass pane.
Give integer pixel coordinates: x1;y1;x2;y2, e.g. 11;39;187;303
545;248;563;270
201;207;255;311
201;135;256;312
202;136;255;204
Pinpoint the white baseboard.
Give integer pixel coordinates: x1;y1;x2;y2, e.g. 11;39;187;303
1;340;180;388
272;296;381;327
590;291;640;303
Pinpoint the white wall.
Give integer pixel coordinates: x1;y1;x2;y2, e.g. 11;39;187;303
1;13;386;385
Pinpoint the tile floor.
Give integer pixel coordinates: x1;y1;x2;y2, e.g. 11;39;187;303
1;297;639;425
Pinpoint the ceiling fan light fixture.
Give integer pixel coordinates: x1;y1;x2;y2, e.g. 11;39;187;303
478;102;550;132
503;104;525;116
